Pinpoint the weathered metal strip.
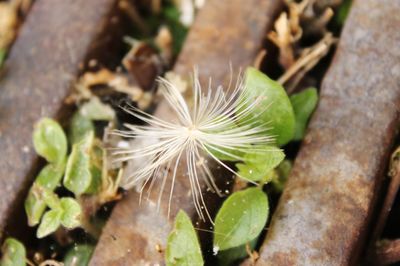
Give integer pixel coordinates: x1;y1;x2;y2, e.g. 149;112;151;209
0;0;129;239
256;0;400;265
89;0;283;264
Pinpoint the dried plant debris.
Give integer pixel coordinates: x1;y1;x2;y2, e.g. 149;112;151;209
122;38;166;89
277;33;335;93
268;0;340;92
67;68;144;104
0;0;32;67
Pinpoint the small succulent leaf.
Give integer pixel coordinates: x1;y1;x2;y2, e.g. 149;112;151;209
236;145;285;182
25;185;60;227
290;87;318;141
35;162;66;189
214;187;269;250
79;97;115;121
63;244;95;266
69;111;95;144
25;163;65;226
84;164;102;194
33;118;67;165
166;210;203;266
60;198;82;229
64;132;94;196
41;187;61;210
85;141;104;194
37;209;62;238
238;67;295;146
0;238;26;266
25;185;47;227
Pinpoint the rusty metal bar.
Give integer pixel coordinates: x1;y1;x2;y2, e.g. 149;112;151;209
89;0;283;264
374;239;400;265
0;0;129;240
256;0;400;265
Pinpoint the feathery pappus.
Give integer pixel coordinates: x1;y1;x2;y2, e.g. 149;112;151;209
111;71;275;221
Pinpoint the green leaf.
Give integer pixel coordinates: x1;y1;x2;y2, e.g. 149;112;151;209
0;49;6;69
214;187;269;251
217;238;257;266
69;111;95;144
271;159;293;192
238;67;295;146
41;187;61;210
25;163;65;226
79;97;115;121
35;162;66;189
37;209;62;238
0;238;26;266
64;132;94;196
290;88;318;141
236;145;285;182
25;185;61;229
60;198;82;229
166;210;203;266
85;164;102;194
33;118;67;165
63;244;95;266
336;0;352;26
162;5;188;56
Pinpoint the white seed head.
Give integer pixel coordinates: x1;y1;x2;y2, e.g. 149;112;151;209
110;70;273;221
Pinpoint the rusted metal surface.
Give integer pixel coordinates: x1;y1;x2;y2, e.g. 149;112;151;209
366;147;400;264
89;0;283;265
0;0;129;239
374;239;400;265
256;0;400;265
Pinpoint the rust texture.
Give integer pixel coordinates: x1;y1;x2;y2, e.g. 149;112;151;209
89;0;283;265
374;239;400;265
0;0;128;239
256;0;400;265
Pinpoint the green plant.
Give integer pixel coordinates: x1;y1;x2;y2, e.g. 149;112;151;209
0;238;26;266
63;244;95;266
166;210;203;266
0;49;6;69
25;109;120;238
161;68;318;264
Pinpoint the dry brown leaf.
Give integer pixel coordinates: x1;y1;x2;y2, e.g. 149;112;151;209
66;68;146;105
122;40;164;90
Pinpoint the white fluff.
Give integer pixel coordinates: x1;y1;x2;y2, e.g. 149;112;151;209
111;71;273;221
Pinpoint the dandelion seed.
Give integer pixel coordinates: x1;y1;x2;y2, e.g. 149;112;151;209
111;70;274;221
